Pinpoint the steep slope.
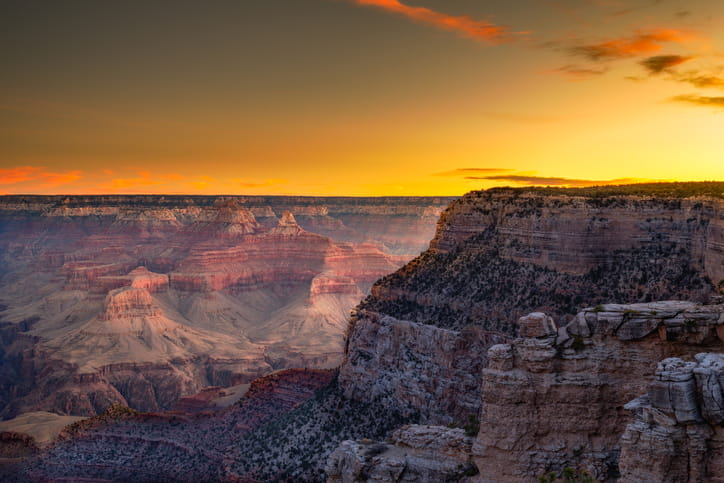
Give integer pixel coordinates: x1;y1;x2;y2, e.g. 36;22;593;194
17;369;335;482
342;184;723;422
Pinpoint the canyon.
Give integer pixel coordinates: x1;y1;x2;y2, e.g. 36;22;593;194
3;183;724;482
0;195;453;418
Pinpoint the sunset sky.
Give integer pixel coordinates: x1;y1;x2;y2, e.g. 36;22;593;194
1;0;723;196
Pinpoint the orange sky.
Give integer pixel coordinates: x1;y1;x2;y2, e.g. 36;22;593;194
1;0;723;196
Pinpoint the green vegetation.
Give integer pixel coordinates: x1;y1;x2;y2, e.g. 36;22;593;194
491;181;724;199
463;414;480;437
538;467;595;483
363;229;714;333
571;336;586;352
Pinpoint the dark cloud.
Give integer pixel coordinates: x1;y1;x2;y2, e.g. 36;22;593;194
676;73;724;89
640;55;692;74
468;175;647;187
675;10;691;18
557;64;609;79
434;168;513;177
568;28;692;62
670;95;724;107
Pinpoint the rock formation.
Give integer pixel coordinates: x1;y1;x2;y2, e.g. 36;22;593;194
330;301;724;482
473;301;724;481
619;354;724;482
326;425;477;483
342;186;722;427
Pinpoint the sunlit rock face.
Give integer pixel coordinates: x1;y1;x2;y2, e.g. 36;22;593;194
0;195;452;416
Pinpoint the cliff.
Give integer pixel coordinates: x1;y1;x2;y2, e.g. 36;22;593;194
361;187;722;332
341;186;722;425
330;301;724;482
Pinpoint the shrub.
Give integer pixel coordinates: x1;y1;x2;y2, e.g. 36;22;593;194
463;414;480;437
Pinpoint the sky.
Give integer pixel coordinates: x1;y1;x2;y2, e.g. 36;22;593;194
1;0;723;196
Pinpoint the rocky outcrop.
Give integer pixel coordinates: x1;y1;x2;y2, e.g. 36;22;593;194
619;354;724;482
326;425;477;483
340;311;507;423
472;301;724;482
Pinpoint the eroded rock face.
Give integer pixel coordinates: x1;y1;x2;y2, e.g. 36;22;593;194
619;353;724;483
362;189;722;332
339;311;507;423
326;425;477;483
473;301;724;482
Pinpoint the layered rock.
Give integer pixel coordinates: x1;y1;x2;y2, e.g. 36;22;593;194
472;301;724;482
363;187;722;332
326;425;477;483
339;186;722;428
619;354;724;482
340;311;507;423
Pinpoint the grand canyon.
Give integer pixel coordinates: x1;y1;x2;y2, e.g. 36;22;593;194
0;195;454;419
4;0;724;480
1;183;722;481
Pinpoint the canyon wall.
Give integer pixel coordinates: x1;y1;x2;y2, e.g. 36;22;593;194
341;187;722;425
326;185;724;482
330;301;724;482
5;184;724;482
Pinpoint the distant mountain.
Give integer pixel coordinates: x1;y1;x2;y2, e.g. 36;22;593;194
0;195;454;417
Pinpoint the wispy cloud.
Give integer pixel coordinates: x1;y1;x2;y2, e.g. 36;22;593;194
0;166;82;187
608;0;663;18
471;174;653;187
433;168;513;177
232;178;288;189
0;166;43;185
556;64;610;79
351;0;512;43
670;95;724;108
675;73;724;89
105;171;184;190
569;28;694;61
640;54;693;74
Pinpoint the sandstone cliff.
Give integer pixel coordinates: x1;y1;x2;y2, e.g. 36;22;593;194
619;354;724;482
330;301;724;482
341;186;722;426
362;187;722;332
